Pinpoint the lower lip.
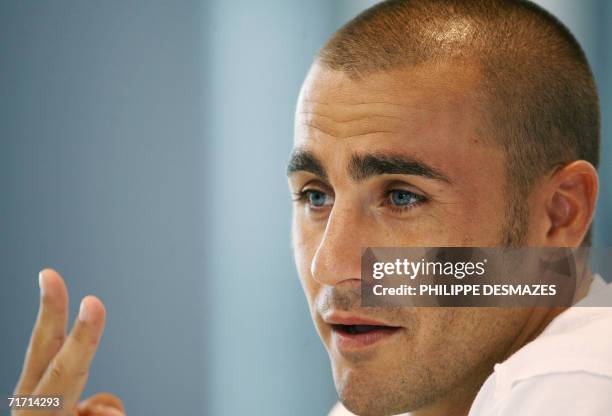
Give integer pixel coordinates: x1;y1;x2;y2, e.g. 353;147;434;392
331;327;400;351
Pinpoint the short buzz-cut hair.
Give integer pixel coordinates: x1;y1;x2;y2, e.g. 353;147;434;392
317;0;600;245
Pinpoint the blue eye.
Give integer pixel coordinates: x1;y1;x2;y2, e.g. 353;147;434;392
389;190;421;207
306;190;332;207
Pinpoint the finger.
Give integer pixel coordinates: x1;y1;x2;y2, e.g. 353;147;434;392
35;296;106;411
77;393;125;413
79;405;124;416
14;269;69;395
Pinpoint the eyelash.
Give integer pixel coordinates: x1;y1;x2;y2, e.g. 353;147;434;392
291;191;307;203
292;188;427;212
291;189;330;205
383;189;426;213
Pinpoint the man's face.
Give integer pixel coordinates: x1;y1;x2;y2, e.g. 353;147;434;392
288;63;534;415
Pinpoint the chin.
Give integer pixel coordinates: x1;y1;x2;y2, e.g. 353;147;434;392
330;348;445;416
339;393;405;416
332;364;413;416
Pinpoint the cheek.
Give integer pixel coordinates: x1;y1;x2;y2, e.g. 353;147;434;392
423;191;507;246
448;206;507;246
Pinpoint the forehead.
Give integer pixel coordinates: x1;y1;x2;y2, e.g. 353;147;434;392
293;62;500;179
296;62;484;138
299;60;481;105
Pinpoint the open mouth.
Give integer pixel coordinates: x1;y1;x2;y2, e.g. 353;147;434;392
330;323;401;350
331;324;398;335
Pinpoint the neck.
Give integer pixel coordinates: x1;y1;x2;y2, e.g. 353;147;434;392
509;270;594;353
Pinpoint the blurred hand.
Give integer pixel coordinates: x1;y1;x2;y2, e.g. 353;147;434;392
12;269;124;416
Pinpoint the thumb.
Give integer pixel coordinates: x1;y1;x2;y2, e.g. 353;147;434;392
77;392;125;415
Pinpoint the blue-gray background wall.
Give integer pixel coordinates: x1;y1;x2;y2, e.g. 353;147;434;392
0;1;610;415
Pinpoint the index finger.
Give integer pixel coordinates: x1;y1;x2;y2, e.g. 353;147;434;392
14;269;69;395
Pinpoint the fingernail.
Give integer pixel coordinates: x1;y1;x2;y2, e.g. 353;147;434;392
38;271;45;296
79;299;90;323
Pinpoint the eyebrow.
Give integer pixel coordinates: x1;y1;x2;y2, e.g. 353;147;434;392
286;150;328;181
350;153;451;183
286;150;451;184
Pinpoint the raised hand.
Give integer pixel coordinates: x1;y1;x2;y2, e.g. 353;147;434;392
12;269;124;416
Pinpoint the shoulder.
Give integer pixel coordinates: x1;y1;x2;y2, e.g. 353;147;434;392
471;371;612;416
501;307;612;384
470;304;612;416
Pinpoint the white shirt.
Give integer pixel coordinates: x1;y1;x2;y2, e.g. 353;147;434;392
330;275;612;416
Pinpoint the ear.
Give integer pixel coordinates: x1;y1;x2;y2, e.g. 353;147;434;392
544;161;598;246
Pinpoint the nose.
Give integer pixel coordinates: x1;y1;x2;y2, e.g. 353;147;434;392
310;203;364;286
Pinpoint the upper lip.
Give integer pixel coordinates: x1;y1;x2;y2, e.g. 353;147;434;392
323;313;396;327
